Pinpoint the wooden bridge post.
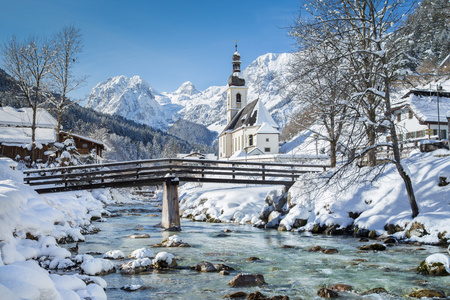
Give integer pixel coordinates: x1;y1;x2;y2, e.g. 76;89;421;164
161;178;181;231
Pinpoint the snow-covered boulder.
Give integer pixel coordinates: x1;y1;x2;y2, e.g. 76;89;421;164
119;258;153;275
81;258;115;275
103;250;125;260
152;252;176;269
130;248;154;259
417;253;450;276
160;235;190;247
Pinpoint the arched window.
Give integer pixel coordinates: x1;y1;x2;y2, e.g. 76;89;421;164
236;93;241;103
248;134;253;146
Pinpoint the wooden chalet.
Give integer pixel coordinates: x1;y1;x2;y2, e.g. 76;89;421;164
0;106;104;162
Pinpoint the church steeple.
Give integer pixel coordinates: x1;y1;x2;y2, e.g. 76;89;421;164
226;41;248;123
228;40;245;87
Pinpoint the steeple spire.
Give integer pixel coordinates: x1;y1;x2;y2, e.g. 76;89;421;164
228;40;245;86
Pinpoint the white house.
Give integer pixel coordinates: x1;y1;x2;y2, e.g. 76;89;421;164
218;46;280;159
391;83;450;146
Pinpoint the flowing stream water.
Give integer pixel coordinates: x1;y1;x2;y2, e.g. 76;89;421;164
75;200;449;299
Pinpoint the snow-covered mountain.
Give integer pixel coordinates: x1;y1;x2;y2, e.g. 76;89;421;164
85;75;178;130
85;53;294;133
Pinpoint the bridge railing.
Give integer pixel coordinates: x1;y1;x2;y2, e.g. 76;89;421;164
23;158;330;193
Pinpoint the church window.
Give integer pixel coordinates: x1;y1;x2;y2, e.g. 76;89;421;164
408;110;413;119
266;138;269;142
236;93;241;108
265;147;271;152
248;134;253;146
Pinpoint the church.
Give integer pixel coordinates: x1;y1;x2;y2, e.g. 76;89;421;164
218;46;280;159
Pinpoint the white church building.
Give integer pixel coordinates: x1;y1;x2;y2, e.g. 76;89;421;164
218;46;280;159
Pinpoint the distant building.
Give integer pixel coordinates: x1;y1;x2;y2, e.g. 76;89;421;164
60;132;105;158
0;106;104;162
177;152;217;160
218;45;280;159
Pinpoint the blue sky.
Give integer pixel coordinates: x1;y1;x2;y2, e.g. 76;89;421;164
1;0;300;100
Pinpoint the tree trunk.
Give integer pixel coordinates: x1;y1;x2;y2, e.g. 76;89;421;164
330;139;337;168
384;77;419;218
366;124;377;167
30;94;38;164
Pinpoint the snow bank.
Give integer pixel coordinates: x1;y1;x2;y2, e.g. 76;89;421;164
280;149;450;243
179;183;283;224
0;260;106;299
0;157;120;298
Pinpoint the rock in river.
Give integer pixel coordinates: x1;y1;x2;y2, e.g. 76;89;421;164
408;289;446;298
193;261;217;272
357;243;386;251
129;233;150;239
317;288;338;298
228;273;266;287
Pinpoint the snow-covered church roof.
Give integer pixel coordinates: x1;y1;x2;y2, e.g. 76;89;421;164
221;99;279;133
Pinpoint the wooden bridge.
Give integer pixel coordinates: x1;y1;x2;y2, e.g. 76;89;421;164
23;158;328;230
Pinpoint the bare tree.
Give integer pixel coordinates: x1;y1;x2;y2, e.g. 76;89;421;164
290;0;419;217
288;45;351;167
50;25;87;141
2;35;54;162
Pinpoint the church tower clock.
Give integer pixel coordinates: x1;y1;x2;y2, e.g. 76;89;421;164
226;41;248;123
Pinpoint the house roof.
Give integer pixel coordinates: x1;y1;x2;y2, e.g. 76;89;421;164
60;132;105;148
394;88;450;124
0;127;56;145
221;99;279;133
0;107;57;128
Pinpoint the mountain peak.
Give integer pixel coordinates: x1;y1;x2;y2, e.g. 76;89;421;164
85;74;170;130
175;81;199;95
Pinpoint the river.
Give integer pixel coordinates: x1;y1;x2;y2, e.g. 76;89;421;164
75;200;449;299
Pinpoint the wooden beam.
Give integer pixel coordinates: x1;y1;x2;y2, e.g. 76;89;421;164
161;179;181;231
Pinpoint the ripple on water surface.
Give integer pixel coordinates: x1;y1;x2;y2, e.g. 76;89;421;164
77;204;450;299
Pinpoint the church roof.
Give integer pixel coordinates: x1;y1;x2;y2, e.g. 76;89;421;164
256;122;279;134
222;99;279;133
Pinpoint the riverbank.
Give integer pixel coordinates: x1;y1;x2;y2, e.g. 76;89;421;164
179;149;450;245
0;157;135;299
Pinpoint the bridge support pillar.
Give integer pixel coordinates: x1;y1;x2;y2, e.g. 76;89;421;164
161;179;181;230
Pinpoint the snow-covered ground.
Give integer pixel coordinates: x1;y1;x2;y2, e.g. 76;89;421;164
0;157;132;299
